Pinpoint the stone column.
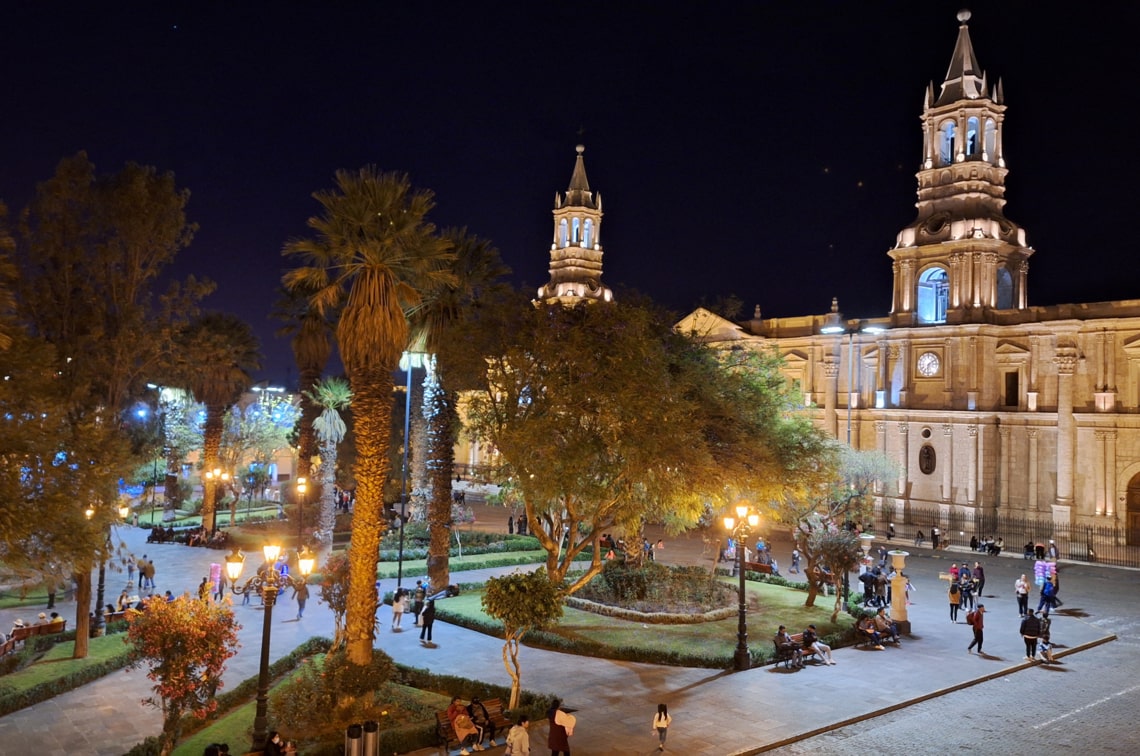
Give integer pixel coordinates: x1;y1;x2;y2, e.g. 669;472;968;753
1027;428;1039;513
898;423;910;502
1106;431;1117;517
942;424;954;502
1095;430;1108;516
998;425;1010;509
824;354;839;439
1054;347;1078;521
966;425;978;506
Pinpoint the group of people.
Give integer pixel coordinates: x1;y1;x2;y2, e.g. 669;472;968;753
446;695;534;755
128;554;158;590
969;535;1004;555
774;623;838;666
507;512;529;536
946;561;986;622
856;608;902;650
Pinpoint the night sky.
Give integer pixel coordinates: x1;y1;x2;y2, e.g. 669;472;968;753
3;2;1136;383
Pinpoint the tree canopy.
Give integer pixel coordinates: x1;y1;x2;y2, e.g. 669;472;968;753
446;291;835;593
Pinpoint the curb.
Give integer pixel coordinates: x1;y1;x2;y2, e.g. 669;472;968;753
728;632;1118;755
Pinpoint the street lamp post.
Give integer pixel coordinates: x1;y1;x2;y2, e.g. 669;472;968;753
723;503;761;671
204;467;230;534
397;351;425;589
226;543;315;751
86;502;130;637
296;477;307;549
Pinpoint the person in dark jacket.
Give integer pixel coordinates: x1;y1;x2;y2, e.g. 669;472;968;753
419;599;436;644
1019;610;1042;660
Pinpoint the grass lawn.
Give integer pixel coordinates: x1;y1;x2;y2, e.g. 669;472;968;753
0;634;132;695
374;550;552;580
434;577;855;665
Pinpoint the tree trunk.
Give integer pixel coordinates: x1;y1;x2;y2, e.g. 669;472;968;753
344;370;392;667
501;633;523;711
72;569;91;659
317;438;338;542
201;402;224;534
425;372;456;591
296;365;322;481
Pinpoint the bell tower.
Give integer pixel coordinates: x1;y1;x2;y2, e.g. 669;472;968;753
889;9;1033;327
537;145;614;305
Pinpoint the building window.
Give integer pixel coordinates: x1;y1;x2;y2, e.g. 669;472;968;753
1004;371;1019;408
572;218;581;245
583;218;593;248
966;116;980;156
917;268;949;323
984;118;997;160
559;219;568;248
939;121;957;165
996;266;1013;309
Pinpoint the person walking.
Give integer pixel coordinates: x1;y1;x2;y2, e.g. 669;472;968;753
546;699;575;756
126;556;136;587
966;603;987;654
948;578;961;622
1038;575;1058;618
652;703;672;751
197;577;210;602
137;555;147;589
291;580;309;619
391;588;407;630
412;580;426;625
973;561;986;596
419;599;436;645
1015;574;1030;617
1020;609;1042;661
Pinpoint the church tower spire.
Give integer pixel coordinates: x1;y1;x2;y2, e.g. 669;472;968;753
537;145;614;305
888;9;1033;327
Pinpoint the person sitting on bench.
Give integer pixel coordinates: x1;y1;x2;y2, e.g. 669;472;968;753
773;625;804;668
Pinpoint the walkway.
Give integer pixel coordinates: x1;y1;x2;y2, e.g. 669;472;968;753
0;507;1123;755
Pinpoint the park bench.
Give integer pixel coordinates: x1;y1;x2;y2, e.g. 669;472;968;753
435;711;463;753
772;632;819;669
105;611;129;624
743;561;774;575
477;697;514;740
5;620;69;653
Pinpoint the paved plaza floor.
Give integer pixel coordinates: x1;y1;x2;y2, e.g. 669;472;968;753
0;504;1130;755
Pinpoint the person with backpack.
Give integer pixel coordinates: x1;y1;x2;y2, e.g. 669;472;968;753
948;578;962;622
1038;575;1058;617
966;603;986;654
1020;609;1042;660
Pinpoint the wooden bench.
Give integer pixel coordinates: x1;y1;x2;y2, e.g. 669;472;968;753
477;698;513;742
9;620;68;644
744;561;774;575
105;611;128;624
772;632;819;669
435;711;463;753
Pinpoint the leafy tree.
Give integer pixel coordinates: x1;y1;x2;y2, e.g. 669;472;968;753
317;551;351;651
217;393;299;525
282;166;455;666
125;595;241;756
307;377;352;541
410;228;510;591
781;446;899;611
481;569;564;710
175;312;261;533
447;292;834;594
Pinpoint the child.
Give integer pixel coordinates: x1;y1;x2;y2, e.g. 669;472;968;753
652;703;672;751
391;587;407;630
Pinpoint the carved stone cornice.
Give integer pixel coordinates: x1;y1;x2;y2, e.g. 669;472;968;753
1054;346;1078;375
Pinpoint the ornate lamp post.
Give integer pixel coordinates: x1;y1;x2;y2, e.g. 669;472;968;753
85;502;130;636
226;543;315;751
723;502;761;671
296;477;307;549
396;350;426;588
204;467;230;534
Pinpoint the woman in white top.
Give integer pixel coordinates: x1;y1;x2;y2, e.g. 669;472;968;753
1015;574;1030;617
652;703;672;751
391;588;408;630
505;715;530;756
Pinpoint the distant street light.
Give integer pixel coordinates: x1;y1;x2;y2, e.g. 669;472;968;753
723;502;761;671
296;477;307;549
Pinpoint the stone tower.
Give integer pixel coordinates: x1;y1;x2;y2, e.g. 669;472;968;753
536;145;614;305
888;9;1033;327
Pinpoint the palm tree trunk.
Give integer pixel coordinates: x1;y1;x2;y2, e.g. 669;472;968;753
296;365;322;480
317;437;338;542
201;402;224;533
425;373;456;591
344;369;392;666
72;569;91;659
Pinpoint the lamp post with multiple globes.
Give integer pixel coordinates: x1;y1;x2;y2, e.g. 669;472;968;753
225;543;315;751
723;502;761;671
204;467;230;534
86;501;130;636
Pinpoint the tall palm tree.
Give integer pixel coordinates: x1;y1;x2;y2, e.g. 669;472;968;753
306;377;351;542
274;288;331;481
282;166;455;666
176;313;261;534
411;229;509;591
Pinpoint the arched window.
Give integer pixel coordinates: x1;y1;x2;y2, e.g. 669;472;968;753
939;121;957;165
984;118;997;161
572;218;581;245
583;218;593;248
996;266;1013;309
559;219;568;248
966;117;980;157
917;267;949;323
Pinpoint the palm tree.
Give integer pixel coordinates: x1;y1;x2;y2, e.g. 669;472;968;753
306;377;352;542
176;313;261;534
282;166;455;666
411;229;509;591
275;288;331;481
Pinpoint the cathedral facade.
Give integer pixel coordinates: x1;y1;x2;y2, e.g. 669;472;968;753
678;11;1140;549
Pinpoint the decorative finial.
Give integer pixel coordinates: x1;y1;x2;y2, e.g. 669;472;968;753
576;144;585;155
957;9;971;23
831;297;839;313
